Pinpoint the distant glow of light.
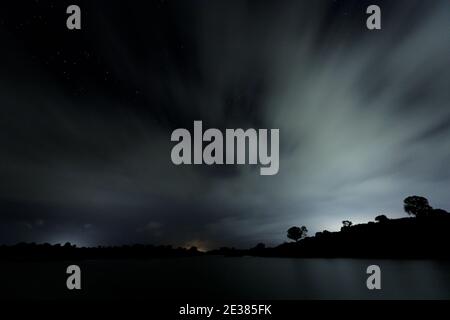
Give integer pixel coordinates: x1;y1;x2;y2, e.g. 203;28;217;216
183;240;209;252
46;234;90;247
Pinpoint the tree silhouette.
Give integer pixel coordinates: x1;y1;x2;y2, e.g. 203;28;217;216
375;215;389;223
287;226;308;242
404;196;432;217
301;226;308;237
342;220;353;228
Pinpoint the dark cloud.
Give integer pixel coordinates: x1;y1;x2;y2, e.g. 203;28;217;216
0;0;449;247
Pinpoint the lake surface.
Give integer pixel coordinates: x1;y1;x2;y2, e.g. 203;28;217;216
1;257;450;299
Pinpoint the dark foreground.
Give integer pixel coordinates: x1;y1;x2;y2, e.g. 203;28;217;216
1;256;450;300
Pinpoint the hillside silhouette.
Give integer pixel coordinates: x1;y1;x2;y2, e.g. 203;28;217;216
244;214;450;259
1;195;449;261
210;196;450;259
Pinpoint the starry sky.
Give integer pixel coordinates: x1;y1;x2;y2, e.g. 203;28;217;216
0;0;449;249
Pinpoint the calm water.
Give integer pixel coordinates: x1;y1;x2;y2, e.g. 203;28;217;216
2;257;450;299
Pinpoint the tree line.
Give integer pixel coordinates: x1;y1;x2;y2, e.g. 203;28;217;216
286;195;449;242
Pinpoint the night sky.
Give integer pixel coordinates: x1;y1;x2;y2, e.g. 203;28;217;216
0;0;449;249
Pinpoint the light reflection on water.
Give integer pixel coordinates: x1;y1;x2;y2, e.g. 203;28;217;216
2;257;450;299
195;257;450;299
